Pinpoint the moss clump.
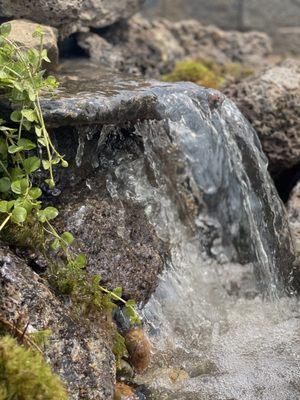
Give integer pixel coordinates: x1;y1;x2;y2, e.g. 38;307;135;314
162;59;253;89
0;335;68;400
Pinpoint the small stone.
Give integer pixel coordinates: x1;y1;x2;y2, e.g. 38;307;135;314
114;383;139;400
125;328;151;373
8;19;58;70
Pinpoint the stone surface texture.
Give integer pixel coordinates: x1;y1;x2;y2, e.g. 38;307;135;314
79;15;272;78
0;0;144;37
8;19;58;68
143;0;300;43
225;59;300;175
0;247;115;400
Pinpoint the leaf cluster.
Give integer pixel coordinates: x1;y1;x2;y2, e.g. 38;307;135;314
0;22;141;330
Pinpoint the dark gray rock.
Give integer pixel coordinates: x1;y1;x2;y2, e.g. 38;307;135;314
0;247;115;400
55;195;167;303
225;59;300;175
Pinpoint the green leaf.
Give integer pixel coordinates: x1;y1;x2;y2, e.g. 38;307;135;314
112;287;122;298
42;159;50;170
11;206;27;224
17;138;36;150
0;177;10;193
35;126;42;137
10;111;22;122
61;232;74;245
0;23;11;38
32;26;43;38
11;178;29;194
37;210;46;223
45;179;55;188
21;109;37;122
75;253;87;268
0;200;8;212
29;187;42;199
9;167;24;181
23;156;40;173
43;206;58;220
50;238;60;251
8;144;23;154
61;160;68;168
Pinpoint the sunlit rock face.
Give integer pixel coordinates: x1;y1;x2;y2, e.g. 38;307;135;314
34;60;299;399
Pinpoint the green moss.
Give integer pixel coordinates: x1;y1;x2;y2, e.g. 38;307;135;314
162;59;253;89
0;335;68;400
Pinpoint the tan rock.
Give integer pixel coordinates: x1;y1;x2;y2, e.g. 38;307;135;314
8;19;58;69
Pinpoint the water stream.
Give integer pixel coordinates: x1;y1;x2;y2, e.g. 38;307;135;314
44;61;300;400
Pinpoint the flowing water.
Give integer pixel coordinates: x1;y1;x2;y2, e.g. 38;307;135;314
103;106;300;399
44;61;300;399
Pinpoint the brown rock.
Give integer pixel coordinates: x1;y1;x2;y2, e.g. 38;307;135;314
114;383;139;400
125;327;151;373
225;59;300;175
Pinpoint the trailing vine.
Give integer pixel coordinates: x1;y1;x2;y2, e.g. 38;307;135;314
0;22;140;331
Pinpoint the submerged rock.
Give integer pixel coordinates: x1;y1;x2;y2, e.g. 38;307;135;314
0;247;115;400
225;59;300;176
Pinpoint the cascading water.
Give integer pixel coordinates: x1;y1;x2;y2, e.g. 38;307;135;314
40;61;300;400
104;96;300;399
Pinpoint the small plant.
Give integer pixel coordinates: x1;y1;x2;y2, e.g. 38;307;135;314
0;23;140;327
0;335;68;400
163;59;253;88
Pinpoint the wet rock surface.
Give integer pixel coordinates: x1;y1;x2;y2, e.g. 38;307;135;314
225;59;300;176
0;247;115;400
78;15;272;78
37;60;297;293
55;193;166;303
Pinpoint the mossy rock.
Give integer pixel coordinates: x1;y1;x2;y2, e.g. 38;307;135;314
0;335;68;400
163;59;253;89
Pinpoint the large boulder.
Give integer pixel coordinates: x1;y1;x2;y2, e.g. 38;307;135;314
225;59;300;176
0;247;115;400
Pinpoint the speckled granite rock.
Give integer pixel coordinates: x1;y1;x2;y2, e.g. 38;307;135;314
225;59;300;175
0;247;115;400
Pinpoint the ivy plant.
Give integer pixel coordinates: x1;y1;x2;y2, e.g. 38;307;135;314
0;23;140;328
